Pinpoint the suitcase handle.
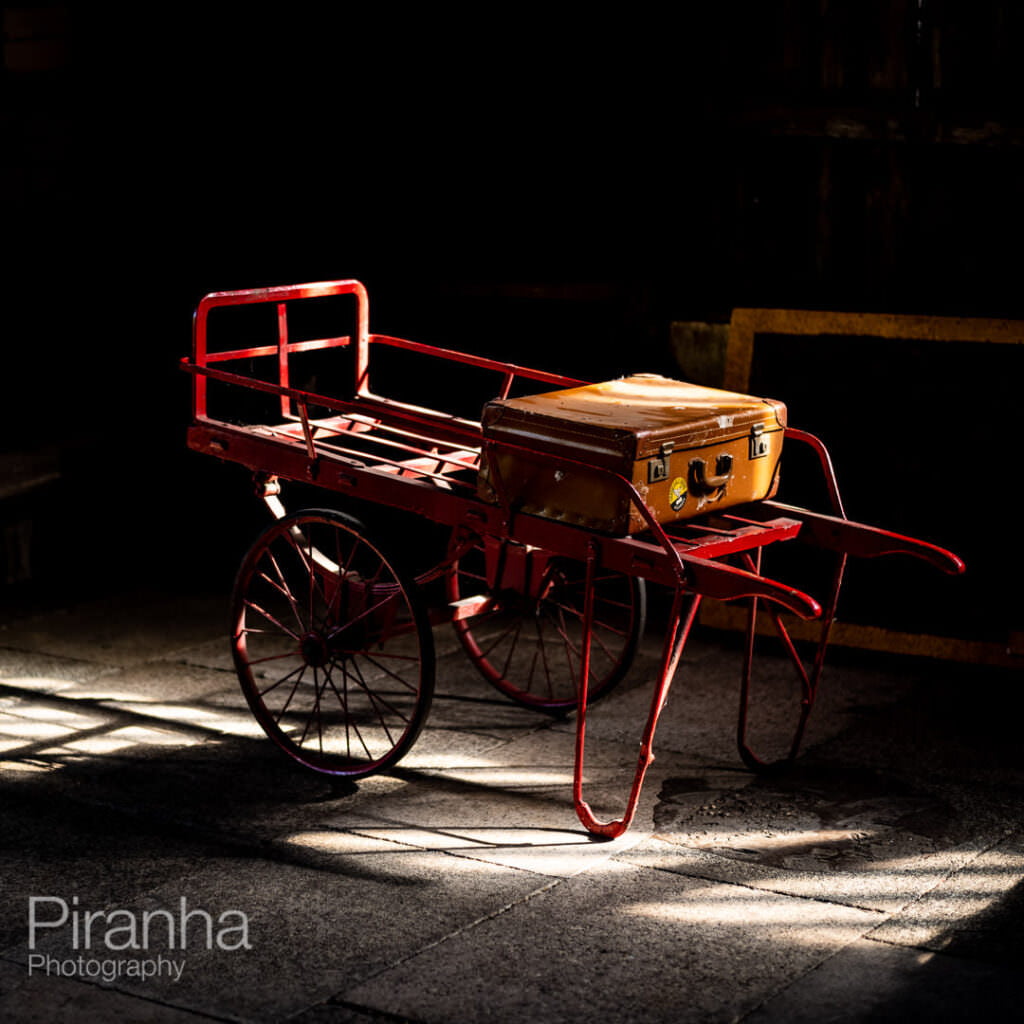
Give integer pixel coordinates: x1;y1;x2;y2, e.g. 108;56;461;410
688;454;733;496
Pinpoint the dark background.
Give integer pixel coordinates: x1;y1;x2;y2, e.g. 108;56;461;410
3;5;1022;648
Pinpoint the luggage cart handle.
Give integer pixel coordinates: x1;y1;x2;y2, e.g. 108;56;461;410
677;550;823;619
758;502;965;576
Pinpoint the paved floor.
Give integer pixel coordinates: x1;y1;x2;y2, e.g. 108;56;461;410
0;585;1021;1022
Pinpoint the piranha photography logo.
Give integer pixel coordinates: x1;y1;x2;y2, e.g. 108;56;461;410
27;895;252;983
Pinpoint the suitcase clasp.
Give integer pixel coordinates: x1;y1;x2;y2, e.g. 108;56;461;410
648;442;674;483
749;423;769;459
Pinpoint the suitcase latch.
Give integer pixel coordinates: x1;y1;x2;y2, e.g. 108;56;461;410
648;442;674;483
749;423;769;459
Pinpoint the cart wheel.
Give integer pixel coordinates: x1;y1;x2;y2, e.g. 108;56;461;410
447;536;646;713
231;509;434;777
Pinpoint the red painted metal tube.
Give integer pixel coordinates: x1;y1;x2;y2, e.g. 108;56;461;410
192;279;369;419
368;334;586;390
754;502;965;575
574;585;703;838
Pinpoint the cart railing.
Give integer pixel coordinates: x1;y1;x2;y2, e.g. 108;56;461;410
190;278;585;426
186;289;963;613
187;280;830;616
192;279;368;422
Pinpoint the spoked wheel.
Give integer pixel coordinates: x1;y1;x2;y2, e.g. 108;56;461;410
447;534;646;713
231;509;434;777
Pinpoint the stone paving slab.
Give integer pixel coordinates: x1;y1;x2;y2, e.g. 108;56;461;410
869;828;1024;951
0;648;111;692
0;725;410;847
623;763;1024;916
0;789;233;955
744;936;1023;1022
312;791;640;878
0;957;218;1024
6;850;550;1023
0;591;225;667
178;637;235;674
342;858;881;1024
70;660;239;706
621;832;1009;917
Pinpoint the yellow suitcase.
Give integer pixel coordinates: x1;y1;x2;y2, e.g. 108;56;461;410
479;374;786;535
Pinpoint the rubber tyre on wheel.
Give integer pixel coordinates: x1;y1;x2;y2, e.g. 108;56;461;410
231;509;434;777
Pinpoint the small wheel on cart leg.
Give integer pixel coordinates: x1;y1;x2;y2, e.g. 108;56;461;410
231;509;435;777
447;535;646;713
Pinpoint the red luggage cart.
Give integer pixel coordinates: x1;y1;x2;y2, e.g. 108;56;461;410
182;280;964;838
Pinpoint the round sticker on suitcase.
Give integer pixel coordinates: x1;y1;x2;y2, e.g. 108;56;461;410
669;476;688;511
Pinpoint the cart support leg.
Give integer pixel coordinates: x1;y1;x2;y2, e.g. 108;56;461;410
574;551;701;838
737;548;848;770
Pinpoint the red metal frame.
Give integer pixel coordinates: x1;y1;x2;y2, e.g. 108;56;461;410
183;279;965;839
